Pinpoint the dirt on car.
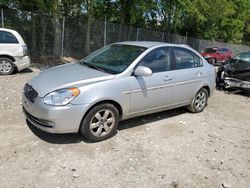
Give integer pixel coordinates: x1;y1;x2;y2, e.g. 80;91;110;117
0;68;249;188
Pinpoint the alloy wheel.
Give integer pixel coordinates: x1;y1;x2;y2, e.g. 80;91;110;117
194;91;207;111
0;60;12;73
90;109;115;137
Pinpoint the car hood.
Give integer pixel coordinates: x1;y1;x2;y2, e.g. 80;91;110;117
223;59;250;81
224;59;250;71
29;63;115;97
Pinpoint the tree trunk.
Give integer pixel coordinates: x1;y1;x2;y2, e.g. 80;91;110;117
31;12;36;54
84;0;93;56
52;12;61;58
41;14;46;55
118;23;123;41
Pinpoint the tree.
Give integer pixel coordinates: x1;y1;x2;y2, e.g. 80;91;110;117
84;0;94;55
243;15;250;45
196;0;250;43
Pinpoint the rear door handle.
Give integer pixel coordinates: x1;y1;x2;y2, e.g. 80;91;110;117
163;75;172;81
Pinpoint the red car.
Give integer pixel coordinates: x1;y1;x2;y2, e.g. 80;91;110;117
201;47;232;65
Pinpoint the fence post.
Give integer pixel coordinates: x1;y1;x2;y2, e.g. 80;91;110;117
1;8;4;28
104;14;107;46
198;39;201;51
60;17;65;58
136;28;140;41
161;32;164;42
185;32;188;44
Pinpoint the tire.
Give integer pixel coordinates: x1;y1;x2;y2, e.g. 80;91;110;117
0;57;15;75
187;88;208;113
216;70;225;90
80;103;119;142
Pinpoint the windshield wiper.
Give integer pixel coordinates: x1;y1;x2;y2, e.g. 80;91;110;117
79;61;107;73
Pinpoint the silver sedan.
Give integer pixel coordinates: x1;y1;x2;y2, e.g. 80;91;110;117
23;41;216;141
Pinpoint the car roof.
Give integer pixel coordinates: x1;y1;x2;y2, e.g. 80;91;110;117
205;47;218;49
114;41;170;48
237;51;250;55
218;47;230;50
205;47;230;49
0;28;17;33
113;41;195;49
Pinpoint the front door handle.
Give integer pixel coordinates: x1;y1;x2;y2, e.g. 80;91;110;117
195;71;203;77
163;75;172;81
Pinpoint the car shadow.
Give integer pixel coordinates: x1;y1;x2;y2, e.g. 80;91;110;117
221;89;250;98
26;107;187;144
18;68;33;74
26;119;84;144
118;107;187;130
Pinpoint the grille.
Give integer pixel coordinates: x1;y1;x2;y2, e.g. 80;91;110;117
24;84;38;103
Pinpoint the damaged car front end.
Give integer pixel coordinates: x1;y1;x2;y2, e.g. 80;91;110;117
217;53;250;92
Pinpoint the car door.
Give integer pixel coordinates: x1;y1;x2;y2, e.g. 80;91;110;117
171;47;204;105
129;47;175;114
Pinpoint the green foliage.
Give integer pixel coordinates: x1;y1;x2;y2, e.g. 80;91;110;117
1;0;250;44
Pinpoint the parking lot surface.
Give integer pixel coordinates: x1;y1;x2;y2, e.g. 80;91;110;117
0;68;249;188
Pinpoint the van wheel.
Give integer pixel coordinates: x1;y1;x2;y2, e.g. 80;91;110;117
80;104;119;142
0;57;15;75
187;88;208;113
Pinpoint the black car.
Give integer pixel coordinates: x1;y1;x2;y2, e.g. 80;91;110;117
217;52;250;92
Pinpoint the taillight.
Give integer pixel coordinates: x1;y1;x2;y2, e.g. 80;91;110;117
22;45;27;56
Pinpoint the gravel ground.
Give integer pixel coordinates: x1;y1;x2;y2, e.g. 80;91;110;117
0;68;249;188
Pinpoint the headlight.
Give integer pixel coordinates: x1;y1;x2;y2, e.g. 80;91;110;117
204;55;211;59
43;88;80;106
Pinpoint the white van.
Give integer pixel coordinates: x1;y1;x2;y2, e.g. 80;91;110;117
0;28;30;75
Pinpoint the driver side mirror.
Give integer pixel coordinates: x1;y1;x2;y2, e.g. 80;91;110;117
134;66;152;77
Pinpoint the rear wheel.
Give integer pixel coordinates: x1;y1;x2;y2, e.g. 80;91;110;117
187;88;208;113
0;57;15;75
80;103;119;142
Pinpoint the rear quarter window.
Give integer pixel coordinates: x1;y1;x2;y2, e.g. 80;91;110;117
0;31;19;44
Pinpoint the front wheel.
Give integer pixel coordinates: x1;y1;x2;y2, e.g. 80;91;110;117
187;88;208;113
80;104;119;142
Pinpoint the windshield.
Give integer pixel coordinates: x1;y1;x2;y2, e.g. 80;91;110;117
203;48;217;53
79;44;147;74
233;53;250;62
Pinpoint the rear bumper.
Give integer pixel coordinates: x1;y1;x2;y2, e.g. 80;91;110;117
224;77;250;89
15;56;30;71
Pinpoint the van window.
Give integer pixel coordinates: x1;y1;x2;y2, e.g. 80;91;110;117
0;31;19;44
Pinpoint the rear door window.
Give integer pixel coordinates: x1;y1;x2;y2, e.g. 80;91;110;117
0;31;19;44
173;47;203;70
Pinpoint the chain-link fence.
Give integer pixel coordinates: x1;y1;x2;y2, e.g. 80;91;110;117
1;9;250;64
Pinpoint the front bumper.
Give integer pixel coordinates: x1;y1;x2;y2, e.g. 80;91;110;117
15;56;30;71
224;77;250;89
22;93;89;133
